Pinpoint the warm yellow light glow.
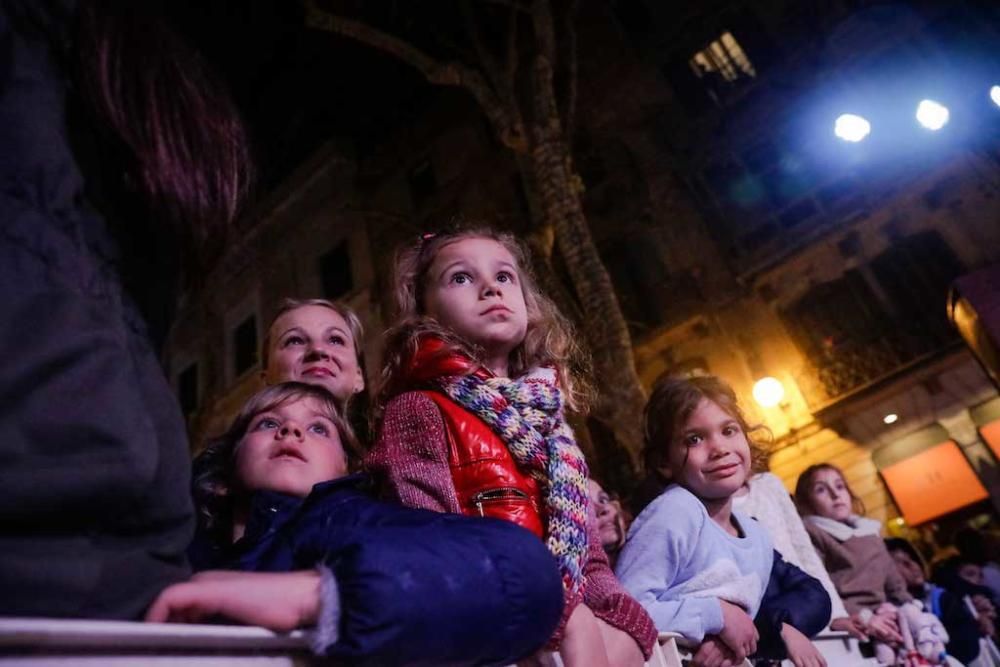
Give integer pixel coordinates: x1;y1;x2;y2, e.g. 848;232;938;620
752;377;785;408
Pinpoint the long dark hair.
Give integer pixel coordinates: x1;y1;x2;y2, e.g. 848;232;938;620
75;0;252;253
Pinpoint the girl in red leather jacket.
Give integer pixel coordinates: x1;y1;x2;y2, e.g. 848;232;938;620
368;227;656;667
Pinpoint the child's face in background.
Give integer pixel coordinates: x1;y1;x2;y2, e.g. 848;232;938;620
423;237;528;370
588;479;626;550
235;397;348;498
264;305;363;402
806;468;853;522
891;549;926;588
668;398;751;503
959;562;985;586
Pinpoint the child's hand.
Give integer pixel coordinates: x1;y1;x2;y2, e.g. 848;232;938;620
780;623;827;667
829;616;867;640
692;636;740;667
560;604;610;667
718;600;758;661
973;594;997;619
145;570;320;631
863;611;903;646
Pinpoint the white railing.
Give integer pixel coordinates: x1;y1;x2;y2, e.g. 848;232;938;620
0;617;312;666
0;618;879;666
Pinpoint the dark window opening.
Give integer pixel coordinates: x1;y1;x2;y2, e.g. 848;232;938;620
319;242;353;299
784;270;888;360
233;315;258;377
869;231;963;348
178;362;198;416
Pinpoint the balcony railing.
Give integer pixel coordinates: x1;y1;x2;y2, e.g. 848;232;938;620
795;330;959;411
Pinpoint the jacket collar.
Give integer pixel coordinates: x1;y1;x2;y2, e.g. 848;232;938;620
238;474;370;546
403;335;491;386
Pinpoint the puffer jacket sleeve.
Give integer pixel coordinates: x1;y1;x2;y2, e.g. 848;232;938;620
581;524;658;658
753;550;832;660
367;391;462;513
311;515;564;666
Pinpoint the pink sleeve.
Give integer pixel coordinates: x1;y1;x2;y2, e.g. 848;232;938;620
366;391;462;514
582;524;658;658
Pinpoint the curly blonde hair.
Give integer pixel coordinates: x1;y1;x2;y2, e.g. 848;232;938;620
378;226;591;413
642;373;770;480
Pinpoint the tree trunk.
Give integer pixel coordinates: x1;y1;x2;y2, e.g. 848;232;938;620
525;39;646;462
529;129;646;461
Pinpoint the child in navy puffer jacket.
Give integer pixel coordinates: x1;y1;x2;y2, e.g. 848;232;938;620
148;382;563;667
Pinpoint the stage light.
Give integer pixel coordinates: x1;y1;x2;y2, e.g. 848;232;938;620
834;113;871;142
883;413;898;425
916;99;949;130
991;85;1000;109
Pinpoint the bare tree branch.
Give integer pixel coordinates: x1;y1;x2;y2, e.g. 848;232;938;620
529;0;560;129
504;0;520;88
303;0;528;151
561;0;579;140
530;0;556;63
461;1;504;92
483;0;530;11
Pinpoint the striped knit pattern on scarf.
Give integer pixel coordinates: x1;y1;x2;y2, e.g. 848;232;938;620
436;367;590;595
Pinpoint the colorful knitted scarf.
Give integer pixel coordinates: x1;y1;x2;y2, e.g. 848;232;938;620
436;366;591;595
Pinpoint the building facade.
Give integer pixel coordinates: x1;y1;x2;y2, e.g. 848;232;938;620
165;0;1000;538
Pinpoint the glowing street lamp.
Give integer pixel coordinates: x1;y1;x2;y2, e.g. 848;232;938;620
916;99;949;130
752;377;785;408
834;113;871;142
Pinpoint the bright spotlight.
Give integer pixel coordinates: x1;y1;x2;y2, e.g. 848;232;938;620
834;114;871;142
916;99;949;130
991;85;1000;109
752;377;785;408
883;413;898;425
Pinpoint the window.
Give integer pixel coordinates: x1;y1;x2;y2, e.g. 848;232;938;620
233;315;258;377
784;234;964;402
689;31;756;85
784;270;889;360
407;158;437;206
869;231;963;348
178;362;199;416
319;241;353;299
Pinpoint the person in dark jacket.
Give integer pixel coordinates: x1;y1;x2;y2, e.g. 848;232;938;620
752;552;832;665
887;538;990;665
150;382;564;666
0;0;251;618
